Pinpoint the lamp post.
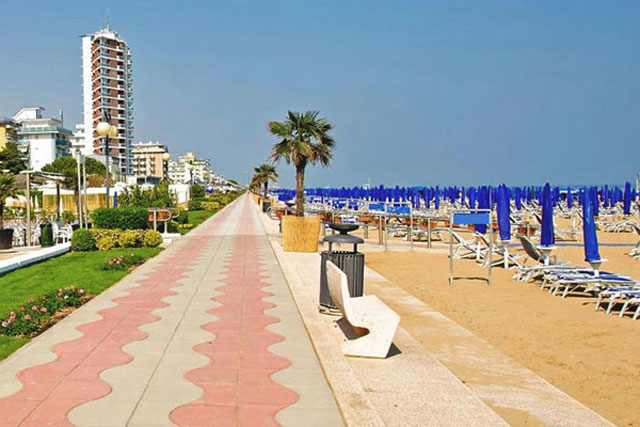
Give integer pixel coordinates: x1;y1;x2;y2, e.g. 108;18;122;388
162;152;171;182
96;114;117;208
75;149;84;228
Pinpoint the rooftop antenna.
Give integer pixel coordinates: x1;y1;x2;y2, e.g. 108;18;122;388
101;8;111;30
59;109;64;126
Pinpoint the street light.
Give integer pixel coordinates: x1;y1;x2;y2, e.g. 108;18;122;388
96;116;117;207
162;153;171;182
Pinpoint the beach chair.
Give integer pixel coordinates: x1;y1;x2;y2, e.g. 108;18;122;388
545;270;636;298
52;222;71;244
475;233;522;269
629;224;640;259
449;230;485;261
512;235;573;282
594;286;640;316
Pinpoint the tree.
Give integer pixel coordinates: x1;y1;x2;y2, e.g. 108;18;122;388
118;184;175;208
0;173;16;230
42;157;108;220
191;184;205;198
0;142;27;174
268;111;335;216
253;164;278;200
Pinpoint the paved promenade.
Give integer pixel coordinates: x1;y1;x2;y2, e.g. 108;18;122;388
0;194;341;426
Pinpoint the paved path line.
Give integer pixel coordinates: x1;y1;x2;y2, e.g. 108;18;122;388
170;196;299;425
69;202;238;426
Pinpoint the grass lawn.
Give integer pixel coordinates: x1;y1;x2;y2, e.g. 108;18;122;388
0;247;162;361
178;210;215;235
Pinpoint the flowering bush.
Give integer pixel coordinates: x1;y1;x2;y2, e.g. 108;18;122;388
0;287;86;337
102;253;143;271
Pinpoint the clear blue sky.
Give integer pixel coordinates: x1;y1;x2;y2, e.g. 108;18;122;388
1;0;638;188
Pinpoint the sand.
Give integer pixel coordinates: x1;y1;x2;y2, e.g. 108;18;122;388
364;229;640;427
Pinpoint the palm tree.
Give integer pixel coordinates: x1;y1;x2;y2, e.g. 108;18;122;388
0;173;16;230
248;174;262;194
268;111;335;216
253;164;278;200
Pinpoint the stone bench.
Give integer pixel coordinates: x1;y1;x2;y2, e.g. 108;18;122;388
326;261;400;358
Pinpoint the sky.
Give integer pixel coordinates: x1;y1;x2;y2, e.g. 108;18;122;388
1;0;638;188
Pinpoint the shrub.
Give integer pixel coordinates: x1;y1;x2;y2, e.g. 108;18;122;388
201;201;220;212
96;236;117;251
143;230;163;247
0;287;86;337
188;200;201;211
70;229;96;251
61;210;76;224
191;184;205;198
40;224;54;247
177;211;189;224
91;207;149;230
118;230;140;248
90;228;120;242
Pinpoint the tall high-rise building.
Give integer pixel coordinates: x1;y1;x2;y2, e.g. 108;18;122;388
81;26;133;176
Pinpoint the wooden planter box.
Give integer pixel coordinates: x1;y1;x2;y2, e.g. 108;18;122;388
282;215;321;253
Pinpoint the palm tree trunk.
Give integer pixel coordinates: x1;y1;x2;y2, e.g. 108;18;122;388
0;203;4;230
295;163;305;217
263;182;268;200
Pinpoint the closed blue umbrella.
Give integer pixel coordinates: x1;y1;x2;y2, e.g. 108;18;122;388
540;183;555;247
434;186;440;210
497;185;511;242
113;191;118;208
590;187;599;217
476;187;488;234
623;181;631;215
566;187;572;209
582;188;601;262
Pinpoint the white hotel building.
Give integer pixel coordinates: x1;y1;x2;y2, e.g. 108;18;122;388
81;26;133;176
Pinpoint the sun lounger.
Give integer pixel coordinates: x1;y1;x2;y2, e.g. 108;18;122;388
544;270;636;298
474;233;522;269
449;230;485;261
326;261;400;358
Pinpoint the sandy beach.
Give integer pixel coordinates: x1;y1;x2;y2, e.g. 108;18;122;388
364;228;640;426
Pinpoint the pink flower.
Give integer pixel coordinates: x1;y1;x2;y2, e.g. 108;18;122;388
31;305;38;311
27;298;34;303
40;307;47;313
19;307;25;312
34;318;39;324
23;315;31;320
1;322;7;328
78;289;84;295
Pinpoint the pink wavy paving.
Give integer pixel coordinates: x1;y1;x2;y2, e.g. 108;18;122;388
170;198;298;426
0;206;235;426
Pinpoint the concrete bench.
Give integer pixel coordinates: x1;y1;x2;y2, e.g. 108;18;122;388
326;261;400;358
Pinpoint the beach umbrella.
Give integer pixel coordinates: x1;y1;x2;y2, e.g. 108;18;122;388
514;187;522;210
497;185;511;242
623;182;631;215
540;183;555;247
434;186;440;210
567;187;572;209
582;187;601;263
590;186;599;217
113;191;118;208
476;187;488;234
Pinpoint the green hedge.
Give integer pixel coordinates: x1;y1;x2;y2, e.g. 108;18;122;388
91;207;149;230
71;229;97;251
